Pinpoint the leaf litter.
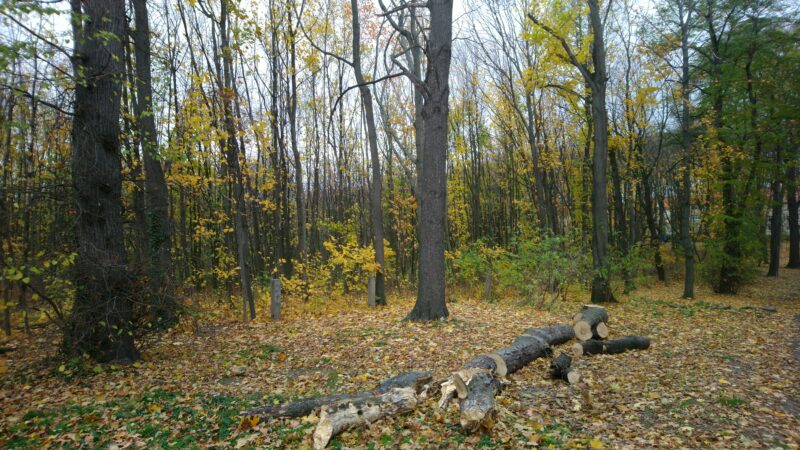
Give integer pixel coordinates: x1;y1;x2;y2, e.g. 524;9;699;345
1;269;799;449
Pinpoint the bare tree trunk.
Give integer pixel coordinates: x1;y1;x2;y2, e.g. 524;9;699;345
406;0;453;321
220;0;255;320
65;0;138;362
132;0;177;325
788;160;800;268
767;149;783;277
351;0;386;305
587;0;614;303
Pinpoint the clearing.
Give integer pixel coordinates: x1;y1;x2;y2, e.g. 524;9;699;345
1;270;799;449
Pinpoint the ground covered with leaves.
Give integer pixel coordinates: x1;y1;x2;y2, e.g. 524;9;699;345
1;268;799;449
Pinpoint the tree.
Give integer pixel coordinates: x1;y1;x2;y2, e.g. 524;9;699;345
529;0;615;303
131;0;177;325
65;0;138;361
405;0;454;320
351;0;387;305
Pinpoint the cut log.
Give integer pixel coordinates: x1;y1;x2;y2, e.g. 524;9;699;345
573;306;609;341
549;351;580;384
241;371;432;419
313;387;417;450
459;370;502;431
442;324;574;432
572;335;651;357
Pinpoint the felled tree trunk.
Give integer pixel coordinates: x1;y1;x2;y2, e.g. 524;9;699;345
573;305;609;341
241;371;432;420
313;387;417;449
440;324;575;431
572;335;650;356
550;351;580;384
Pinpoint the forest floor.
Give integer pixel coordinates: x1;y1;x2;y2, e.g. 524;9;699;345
1;265;799;449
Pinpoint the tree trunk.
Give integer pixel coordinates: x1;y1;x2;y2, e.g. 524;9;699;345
220;0;255;320
679;0;695;298
407;0;453;321
440;324;575;431
571;335;650;356
351;0;386;305
767;149;783;277
787;162;799;268
587;0;614;303
132;0;176;326
65;0;138;362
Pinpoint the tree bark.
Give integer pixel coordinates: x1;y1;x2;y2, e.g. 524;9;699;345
439;324;575;431
572;335;650;356
351;0;386;305
131;0;176;326
550;351;580;383
406;0;453;321
767;149;783;277
787;161;799;268
65;0;138;362
220;0;255;320
587;0;614;303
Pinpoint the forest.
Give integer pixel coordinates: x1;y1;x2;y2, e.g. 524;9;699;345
0;0;799;448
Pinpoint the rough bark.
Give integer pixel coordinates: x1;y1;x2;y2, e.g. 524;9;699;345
131;0;176;326
786;162;799;268
241;371;432;420
65;0;138;362
550;351;580;384
313;387;417;450
440;324;574;432
572;335;651;356
767;154;783;277
407;0;453;321
587;0;614;304
220;0;255;320
351;0;386;305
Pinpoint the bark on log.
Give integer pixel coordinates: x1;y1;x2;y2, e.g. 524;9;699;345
573;306;609;341
240;371;432;419
572;335;650;356
441;324;574;432
549;351;580;384
313;386;417;449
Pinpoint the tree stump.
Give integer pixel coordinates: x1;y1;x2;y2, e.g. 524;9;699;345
270;278;281;320
367;276;376;307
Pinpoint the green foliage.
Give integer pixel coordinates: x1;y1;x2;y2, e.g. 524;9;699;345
699;213;762;293
448;234;590;307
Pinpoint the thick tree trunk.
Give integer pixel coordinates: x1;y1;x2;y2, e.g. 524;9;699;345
65;0;138;362
242;371;432;420
351;0;386;305
407;0;453;321
440;324;574;431
679;2;695;298
132;0;176;326
572;335;650;356
787;163;799;268
767;150;783;277
313;387;417;450
587;0;614;304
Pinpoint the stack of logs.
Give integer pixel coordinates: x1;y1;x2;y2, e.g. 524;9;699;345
241;304;651;449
